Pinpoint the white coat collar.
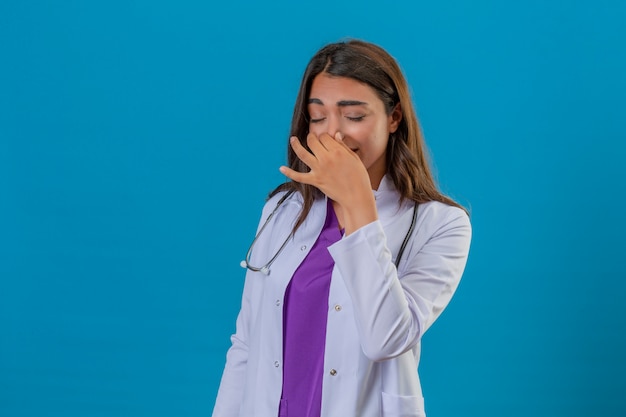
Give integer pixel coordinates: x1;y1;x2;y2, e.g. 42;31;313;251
374;174;395;193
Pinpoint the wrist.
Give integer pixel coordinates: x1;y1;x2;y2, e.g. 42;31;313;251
341;193;378;236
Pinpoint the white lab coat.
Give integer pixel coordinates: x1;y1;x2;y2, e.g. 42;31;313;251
213;176;471;417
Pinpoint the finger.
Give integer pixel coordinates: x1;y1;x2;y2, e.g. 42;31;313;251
333;131;351;150
306;132;329;156
323;131;355;156
279;165;314;185
317;132;341;152
289;136;318;167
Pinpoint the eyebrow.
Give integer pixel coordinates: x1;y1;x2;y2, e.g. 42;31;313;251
308;98;368;107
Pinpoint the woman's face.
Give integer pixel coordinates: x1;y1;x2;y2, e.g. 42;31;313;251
307;73;401;189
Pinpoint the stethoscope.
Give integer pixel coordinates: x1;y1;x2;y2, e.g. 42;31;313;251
240;190;419;275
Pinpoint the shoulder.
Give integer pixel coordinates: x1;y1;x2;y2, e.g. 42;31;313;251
257;189;307;226
263;190;289;212
415;200;471;240
262;190;298;211
418;201;469;223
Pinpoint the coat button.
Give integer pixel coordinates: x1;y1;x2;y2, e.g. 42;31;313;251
329;369;337;376
274;361;280;368
334;304;342;312
300;245;307;251
275;299;281;306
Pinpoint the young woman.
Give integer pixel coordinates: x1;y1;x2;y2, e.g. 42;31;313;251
212;39;471;417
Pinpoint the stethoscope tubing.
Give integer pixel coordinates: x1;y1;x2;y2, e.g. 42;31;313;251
240;190;295;275
241;191;418;275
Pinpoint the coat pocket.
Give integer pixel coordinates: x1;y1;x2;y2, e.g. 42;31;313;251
381;391;425;417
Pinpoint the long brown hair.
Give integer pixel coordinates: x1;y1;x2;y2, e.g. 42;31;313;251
270;39;466;231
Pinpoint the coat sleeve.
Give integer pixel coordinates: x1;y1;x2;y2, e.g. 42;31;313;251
211;269;254;417
212;194;285;416
328;203;471;361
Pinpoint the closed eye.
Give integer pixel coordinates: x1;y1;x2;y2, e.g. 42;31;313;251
310;117;326;123
346;115;365;122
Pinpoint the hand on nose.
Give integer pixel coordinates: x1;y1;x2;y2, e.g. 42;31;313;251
278;131;377;235
279;132;369;203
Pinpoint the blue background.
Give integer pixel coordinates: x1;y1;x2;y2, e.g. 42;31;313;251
1;1;625;416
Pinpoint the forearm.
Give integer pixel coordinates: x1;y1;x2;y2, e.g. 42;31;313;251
212;336;248;417
329;221;419;360
336;191;378;236
329;209;471;360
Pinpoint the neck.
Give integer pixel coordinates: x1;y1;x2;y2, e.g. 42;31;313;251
368;167;386;191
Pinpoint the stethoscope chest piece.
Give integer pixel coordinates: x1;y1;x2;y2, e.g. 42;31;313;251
239;260;272;276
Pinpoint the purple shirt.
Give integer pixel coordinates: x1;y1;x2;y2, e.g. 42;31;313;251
279;200;342;417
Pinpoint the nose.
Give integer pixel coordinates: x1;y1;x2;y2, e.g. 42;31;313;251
326;116;340;138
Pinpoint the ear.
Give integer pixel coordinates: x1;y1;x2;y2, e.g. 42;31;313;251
388;103;402;133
